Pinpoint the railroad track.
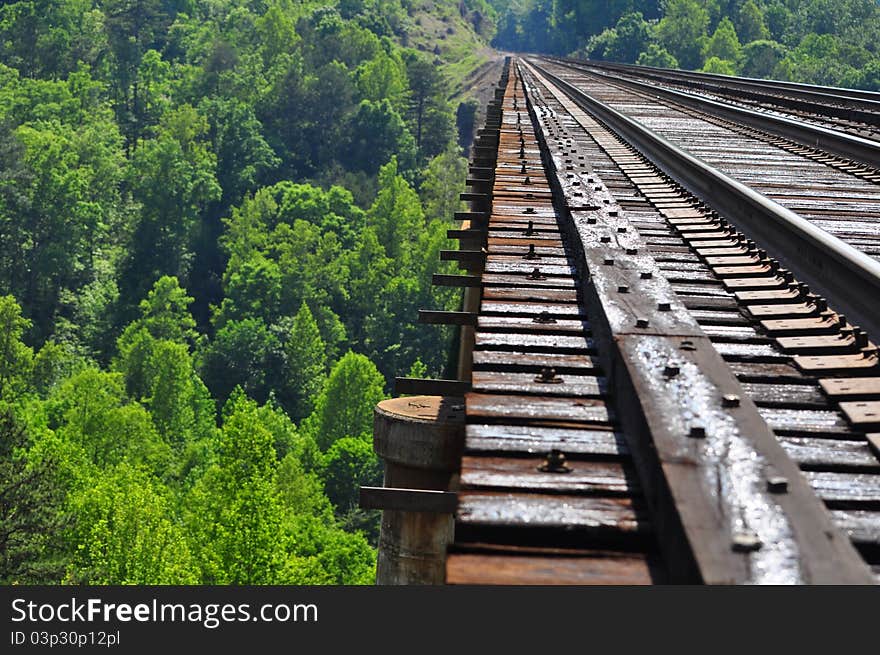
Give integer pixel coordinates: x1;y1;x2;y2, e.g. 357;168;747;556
433;57;880;584
552;57;880;143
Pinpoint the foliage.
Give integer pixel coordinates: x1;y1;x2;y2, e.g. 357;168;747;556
0;0;484;585
493;0;880;89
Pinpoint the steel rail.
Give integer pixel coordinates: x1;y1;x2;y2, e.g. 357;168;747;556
518;59;875;584
527;58;880;342
570;57;880;106
541;57;880;168
551;57;880;127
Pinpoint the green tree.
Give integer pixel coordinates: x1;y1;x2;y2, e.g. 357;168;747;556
656;0;710;69
0;295;34;397
284;302;326;421
0;411;65;583
420;146;468;222
185;393;287;584
115;276;198;399
199;318;282;405
404;53;454;159
346;99;416;175
47;367;171;472
302;351;386;451
319;436;382;514
637;44;679;68
102;0;168;146
737;0;770;43
120;105;220;311
66;463;197;584
367;156;424;261
741;40;787;78
0;118;124;343
702;56;738;75
702;17;742;67
604;12;653;63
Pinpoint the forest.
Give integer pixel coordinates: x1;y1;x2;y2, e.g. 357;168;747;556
3;0;878;587
0;0;500;584
491;0;880;88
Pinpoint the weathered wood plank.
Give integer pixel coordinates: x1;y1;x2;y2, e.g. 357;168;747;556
460;456;637;495
456;491;647;532
446;552;654;585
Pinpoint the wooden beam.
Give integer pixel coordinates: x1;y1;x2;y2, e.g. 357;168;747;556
418;310;478;326
432;274;481;288
359;487;458;513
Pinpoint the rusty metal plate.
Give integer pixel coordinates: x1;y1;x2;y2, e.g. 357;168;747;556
760;316;840;336
776;334;856;353
713;265;774;278
820;377;880;399
675;224;725;234
695;246;749;256
704;255;760;266
659;208;705;219
680;232;735;243
747;303;816;318
723;277;787;291
734;288;802;304
839;401;880;426
795;353;880;373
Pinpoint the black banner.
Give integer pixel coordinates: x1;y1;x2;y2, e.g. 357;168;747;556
0;585;874;652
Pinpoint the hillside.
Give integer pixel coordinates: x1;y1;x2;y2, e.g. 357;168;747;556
0;0;499;585
492;0;880;89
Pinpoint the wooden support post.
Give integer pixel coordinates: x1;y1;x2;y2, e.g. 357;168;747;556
371;396;465;585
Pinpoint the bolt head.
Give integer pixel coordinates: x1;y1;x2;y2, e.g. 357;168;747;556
722;394;741;408
767;476;789;494
640;271;653;279
689;425;706;439
658;302;672;311
617;285;629;293
732;532;763;552
636;318;649;328
538;449;572;474
663;363;680;377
